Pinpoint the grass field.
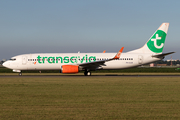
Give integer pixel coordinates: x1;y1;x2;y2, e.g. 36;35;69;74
1;76;180;119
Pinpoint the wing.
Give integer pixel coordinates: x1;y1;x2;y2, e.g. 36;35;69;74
78;47;124;70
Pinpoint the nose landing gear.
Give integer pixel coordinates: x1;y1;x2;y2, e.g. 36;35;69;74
19;72;22;76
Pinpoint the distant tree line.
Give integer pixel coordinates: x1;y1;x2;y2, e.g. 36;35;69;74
155;60;180;66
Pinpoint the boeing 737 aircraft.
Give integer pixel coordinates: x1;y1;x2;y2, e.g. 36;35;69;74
3;23;174;76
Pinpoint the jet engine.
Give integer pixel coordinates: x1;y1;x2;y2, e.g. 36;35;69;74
61;65;79;73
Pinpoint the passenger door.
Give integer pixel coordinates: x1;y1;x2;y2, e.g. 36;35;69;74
22;56;27;65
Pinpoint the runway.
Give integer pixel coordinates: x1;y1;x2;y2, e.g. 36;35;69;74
1;75;180;78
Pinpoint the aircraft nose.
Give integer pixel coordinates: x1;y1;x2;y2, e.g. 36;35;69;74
2;61;9;68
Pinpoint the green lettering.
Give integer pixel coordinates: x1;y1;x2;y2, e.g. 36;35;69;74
37;55;97;64
81;56;85;63
37;55;42;64
64;56;69;63
42;57;47;63
48;57;55;64
89;56;96;62
56;57;63;63
70;56;76;63
86;55;88;63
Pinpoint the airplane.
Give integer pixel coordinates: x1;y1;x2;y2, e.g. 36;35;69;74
2;23;174;76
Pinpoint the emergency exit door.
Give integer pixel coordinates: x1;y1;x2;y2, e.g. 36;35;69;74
138;55;143;64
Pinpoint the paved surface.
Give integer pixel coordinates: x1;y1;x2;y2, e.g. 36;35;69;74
1;75;180;78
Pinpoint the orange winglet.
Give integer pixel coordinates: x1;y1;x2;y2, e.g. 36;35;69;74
113;47;124;59
103;50;106;53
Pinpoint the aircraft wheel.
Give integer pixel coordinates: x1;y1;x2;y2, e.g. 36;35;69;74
19;72;22;76
87;71;91;76
84;71;91;76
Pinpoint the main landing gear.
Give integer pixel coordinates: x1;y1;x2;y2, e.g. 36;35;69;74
84;70;91;76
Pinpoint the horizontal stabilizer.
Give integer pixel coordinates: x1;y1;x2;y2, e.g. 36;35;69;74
152;52;175;58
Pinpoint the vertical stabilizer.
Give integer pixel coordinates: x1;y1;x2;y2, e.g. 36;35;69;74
128;23;169;54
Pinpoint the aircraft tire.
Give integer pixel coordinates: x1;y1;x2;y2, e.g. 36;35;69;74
84;71;91;76
19;72;22;76
87;71;91;76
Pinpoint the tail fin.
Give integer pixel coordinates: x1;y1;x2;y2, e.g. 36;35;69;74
128;23;169;54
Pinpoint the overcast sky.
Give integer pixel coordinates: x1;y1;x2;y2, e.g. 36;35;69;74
0;0;180;60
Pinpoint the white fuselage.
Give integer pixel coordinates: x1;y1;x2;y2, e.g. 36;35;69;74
2;23;171;75
3;53;161;71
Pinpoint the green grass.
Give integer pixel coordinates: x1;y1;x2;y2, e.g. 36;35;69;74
1;77;180;119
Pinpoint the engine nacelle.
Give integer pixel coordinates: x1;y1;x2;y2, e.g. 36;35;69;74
61;65;79;74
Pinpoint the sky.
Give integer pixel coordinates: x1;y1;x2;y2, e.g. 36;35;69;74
0;0;180;60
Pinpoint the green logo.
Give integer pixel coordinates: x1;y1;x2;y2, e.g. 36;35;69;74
147;30;166;53
37;55;96;64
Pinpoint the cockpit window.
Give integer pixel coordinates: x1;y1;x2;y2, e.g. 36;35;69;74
9;58;16;61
